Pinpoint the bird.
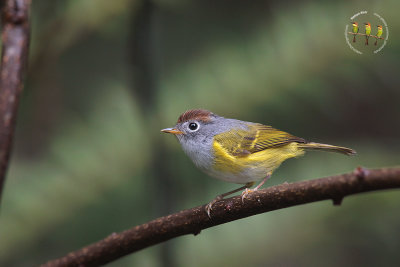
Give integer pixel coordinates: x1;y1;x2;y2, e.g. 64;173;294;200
161;109;356;217
364;22;371;45
375;25;383;46
351;22;359;43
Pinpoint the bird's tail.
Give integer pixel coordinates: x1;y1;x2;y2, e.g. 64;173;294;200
297;142;356;156
353;35;356;42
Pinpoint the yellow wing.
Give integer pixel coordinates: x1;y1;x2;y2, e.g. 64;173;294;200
213;123;305;157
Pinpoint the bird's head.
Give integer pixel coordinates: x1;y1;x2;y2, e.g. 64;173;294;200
377;25;383;29
161;109;221;147
351;22;358;27
364;22;371;27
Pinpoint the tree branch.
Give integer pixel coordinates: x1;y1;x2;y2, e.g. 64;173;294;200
0;0;31;202
42;167;400;267
348;32;384;39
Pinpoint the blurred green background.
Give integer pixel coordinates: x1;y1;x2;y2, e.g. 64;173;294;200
1;0;400;266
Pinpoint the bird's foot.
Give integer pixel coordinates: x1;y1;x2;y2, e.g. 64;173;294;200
205;196;223;218
241;188;257;203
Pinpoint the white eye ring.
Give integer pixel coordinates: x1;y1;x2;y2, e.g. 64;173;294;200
188;122;199;132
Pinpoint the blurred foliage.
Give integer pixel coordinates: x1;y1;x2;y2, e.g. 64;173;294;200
1;0;400;266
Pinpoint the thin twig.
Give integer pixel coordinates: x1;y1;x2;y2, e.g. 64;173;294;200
0;0;31;202
42;167;400;267
348;32;384;39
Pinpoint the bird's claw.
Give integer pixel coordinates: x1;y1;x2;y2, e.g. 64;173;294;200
241;188;255;203
205;196;222;218
205;202;213;218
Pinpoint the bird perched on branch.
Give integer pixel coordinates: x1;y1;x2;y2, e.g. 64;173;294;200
375;25;383;46
364;22;371;45
162;109;356;217
352;22;359;42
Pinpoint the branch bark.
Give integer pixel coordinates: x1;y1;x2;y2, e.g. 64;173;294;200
0;0;31;202
42;167;400;267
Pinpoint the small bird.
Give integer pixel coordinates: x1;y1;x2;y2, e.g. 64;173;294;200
162;109;356;217
375;25;383;46
352;22;359;43
364;22;371;45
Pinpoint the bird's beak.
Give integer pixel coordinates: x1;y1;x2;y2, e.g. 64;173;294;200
161;128;184;135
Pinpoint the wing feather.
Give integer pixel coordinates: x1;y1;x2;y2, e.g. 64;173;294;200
213;124;305;157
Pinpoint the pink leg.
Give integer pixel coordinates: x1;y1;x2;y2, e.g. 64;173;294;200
205;182;254;218
241;173;271;202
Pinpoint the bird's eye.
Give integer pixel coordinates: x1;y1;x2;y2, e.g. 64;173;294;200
188;122;198;131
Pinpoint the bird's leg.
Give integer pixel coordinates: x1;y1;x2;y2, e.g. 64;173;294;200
205;182;254;218
241;173;271;203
